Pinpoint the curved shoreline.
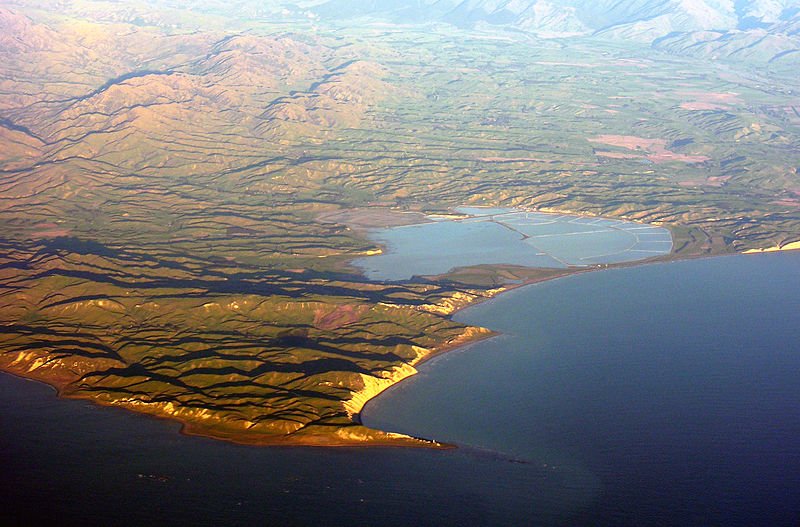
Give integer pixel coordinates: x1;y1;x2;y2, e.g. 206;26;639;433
3;222;796;449
0;266;584;449
355;247;800;444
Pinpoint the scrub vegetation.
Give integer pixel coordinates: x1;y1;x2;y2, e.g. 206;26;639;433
1;2;798;444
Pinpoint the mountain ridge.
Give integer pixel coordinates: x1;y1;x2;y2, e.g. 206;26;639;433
313;0;800;63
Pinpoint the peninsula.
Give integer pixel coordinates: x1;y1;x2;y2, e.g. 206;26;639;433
1;2;799;447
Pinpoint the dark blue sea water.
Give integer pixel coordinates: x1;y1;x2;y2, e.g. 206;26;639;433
364;252;800;526
2;253;799;526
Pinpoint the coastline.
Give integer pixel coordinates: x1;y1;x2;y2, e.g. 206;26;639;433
0;366;449;449
3;213;798;449
0;267;575;450
352;245;800;441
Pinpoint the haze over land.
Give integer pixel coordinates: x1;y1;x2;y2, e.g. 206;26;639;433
315;0;800;64
0;0;799;445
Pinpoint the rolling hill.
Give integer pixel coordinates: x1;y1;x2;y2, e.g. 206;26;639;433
1;1;799;446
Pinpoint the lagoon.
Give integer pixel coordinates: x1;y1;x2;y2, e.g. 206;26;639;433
354;207;672;280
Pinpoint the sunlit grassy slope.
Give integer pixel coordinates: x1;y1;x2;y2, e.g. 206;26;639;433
0;4;798;444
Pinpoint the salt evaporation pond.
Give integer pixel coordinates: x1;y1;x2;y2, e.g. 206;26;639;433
354;207;672;280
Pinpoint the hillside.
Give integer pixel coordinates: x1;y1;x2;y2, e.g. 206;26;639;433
1;2;799;446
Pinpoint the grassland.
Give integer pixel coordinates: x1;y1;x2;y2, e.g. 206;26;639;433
1;6;799;445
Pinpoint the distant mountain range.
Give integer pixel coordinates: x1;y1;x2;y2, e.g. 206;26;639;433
313;0;800;63
9;0;796;63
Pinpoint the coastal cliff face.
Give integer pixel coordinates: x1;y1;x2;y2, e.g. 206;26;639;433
1;1;799;446
344;326;494;419
0;282;496;445
345;361;422;420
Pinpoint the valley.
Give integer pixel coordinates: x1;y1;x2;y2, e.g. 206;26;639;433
1;2;799;446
